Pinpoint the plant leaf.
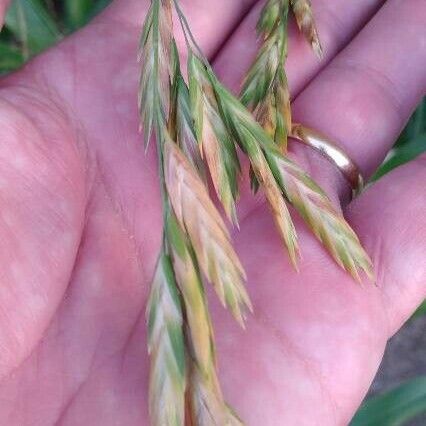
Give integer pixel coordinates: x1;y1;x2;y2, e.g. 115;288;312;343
5;0;61;57
412;300;426;320
372;132;426;181
64;0;93;30
350;377;426;426
0;41;25;72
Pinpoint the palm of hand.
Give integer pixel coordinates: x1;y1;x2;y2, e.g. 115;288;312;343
0;0;424;424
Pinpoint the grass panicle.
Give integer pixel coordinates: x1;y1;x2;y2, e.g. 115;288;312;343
141;1;372;425
140;3;250;417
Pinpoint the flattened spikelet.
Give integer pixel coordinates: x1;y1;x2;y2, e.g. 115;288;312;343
209;72;372;278
272;153;374;280
166;214;215;374
139;0;173;146
290;0;323;58
187;366;243;426
250;146;299;266
169;47;206;180
147;254;186;426
210;77;299;265
164;138;251;325
188;53;240;223
241;0;291;150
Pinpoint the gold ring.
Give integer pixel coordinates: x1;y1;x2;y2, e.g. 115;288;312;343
290;123;364;198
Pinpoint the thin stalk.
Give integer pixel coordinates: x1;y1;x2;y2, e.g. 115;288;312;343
173;0;205;60
151;0;170;243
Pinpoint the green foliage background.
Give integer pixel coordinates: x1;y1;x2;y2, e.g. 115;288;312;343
0;0;424;424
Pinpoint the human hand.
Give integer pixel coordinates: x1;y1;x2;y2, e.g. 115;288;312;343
0;0;424;424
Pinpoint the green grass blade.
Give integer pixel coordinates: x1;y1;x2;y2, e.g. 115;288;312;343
398;99;425;145
5;0;61;57
371;132;426;181
0;41;25;72
350;377;426;426
91;0;112;18
412;300;426;320
64;0;93;30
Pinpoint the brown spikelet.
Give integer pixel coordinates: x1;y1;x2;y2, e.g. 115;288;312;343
164;137;252;325
290;0;323;58
147;254;186;426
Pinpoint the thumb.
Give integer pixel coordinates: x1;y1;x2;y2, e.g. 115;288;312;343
346;155;426;336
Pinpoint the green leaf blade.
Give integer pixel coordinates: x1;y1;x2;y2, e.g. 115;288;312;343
350;377;426;426
5;0;61;57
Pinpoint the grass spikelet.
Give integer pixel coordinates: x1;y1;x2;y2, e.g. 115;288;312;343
147;254;186;426
187;366;244;426
166;213;216;375
290;0;323;58
272;154;374;280
164;137;251;326
241;0;291;150
138;0;173;147
188;52;241;223
208;70;299;265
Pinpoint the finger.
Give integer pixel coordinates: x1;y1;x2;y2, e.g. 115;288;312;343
291;0;426;180
346;155;426;336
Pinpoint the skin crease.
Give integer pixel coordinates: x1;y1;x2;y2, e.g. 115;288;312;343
0;0;423;424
